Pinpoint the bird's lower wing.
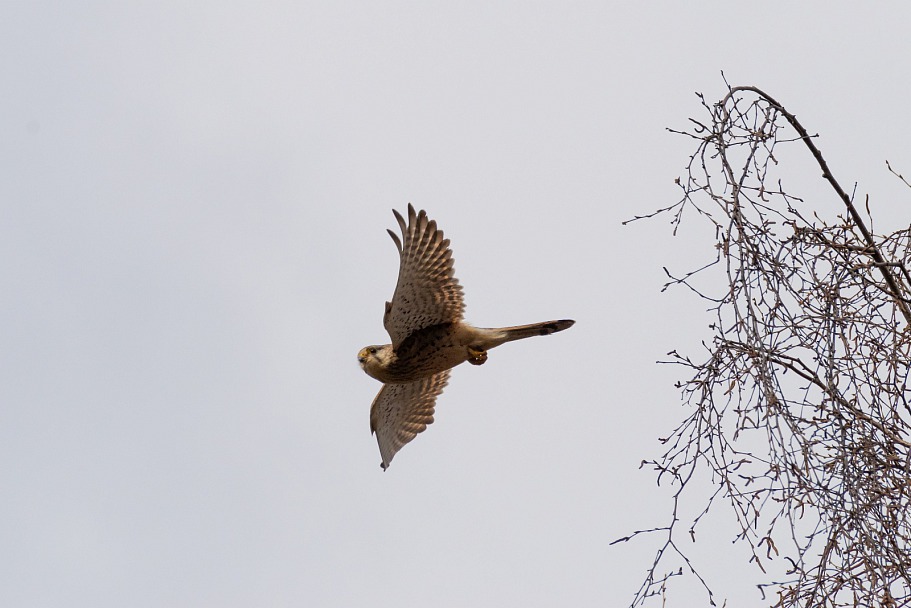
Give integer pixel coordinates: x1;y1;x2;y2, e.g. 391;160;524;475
369;370;451;470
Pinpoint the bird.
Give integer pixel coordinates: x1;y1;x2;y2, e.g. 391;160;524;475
358;204;574;470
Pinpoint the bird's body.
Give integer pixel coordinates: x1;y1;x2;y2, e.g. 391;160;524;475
359;204;574;470
359;320;572;384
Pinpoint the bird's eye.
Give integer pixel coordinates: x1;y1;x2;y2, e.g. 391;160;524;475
369;347;377;354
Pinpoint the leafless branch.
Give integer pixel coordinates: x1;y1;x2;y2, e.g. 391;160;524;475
622;83;911;608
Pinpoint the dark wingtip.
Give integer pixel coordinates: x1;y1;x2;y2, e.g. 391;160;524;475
546;319;575;333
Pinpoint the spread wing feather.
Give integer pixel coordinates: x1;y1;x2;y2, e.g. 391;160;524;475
369;370;450;470
384;204;464;347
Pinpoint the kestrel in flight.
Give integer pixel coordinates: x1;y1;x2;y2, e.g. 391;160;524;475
358;204;574;470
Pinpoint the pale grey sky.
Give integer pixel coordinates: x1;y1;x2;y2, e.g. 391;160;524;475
2;3;910;607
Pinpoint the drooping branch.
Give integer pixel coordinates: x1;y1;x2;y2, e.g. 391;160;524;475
720;85;911;327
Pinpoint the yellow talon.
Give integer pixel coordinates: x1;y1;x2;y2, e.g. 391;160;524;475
467;346;488;365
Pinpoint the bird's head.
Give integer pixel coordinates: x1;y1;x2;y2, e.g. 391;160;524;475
357;344;392;380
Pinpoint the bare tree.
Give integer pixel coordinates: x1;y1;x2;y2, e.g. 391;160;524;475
616;83;911;607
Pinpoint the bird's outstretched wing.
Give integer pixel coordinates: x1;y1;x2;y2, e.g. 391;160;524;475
369;370;450;470
384;204;464;348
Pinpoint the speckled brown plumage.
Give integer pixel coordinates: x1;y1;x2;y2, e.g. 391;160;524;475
369;371;450;471
383;205;464;348
358;204;574;470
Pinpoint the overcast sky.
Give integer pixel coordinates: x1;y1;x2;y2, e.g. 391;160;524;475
3;3;911;607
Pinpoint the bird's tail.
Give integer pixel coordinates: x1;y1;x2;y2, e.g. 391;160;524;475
498;319;575;343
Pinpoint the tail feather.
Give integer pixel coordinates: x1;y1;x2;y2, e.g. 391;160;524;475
500;319;575;343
